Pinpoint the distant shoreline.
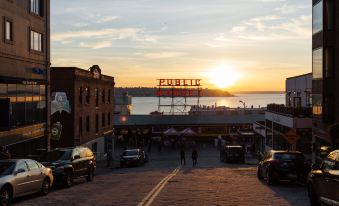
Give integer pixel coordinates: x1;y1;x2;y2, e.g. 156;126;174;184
233;91;284;94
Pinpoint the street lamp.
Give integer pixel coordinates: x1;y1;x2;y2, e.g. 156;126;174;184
239;100;246;110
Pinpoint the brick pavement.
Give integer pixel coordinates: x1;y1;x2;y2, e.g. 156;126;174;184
13;146;309;206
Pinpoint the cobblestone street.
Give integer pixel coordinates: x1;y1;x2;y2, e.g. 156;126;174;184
14;147;309;206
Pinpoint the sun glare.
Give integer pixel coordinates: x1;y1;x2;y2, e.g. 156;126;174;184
207;62;241;89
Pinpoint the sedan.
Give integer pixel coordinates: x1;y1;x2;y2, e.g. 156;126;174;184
257;150;309;185
0;159;54;206
120;149;148;167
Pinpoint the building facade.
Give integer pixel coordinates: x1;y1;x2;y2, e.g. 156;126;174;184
253;74;313;157
312;0;339;149
115;92;132;115
0;0;50;157
50;66;115;158
286;73;312;108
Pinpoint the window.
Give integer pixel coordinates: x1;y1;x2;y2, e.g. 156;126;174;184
79;117;83;136
16;161;28;172
85;87;90;104
26;160;39;171
86;115;90;132
102;89;105;103
325;0;334;30
4;19;13;42
95;88;99;107
102;113;105;127
95;114;99;133
30;0;43;16
30;30;42;52
79;87;83;104
325;48;334;78
313;1;323;34
313;48;323;79
108;89;111;103
108;112;111;125
312;94;322;116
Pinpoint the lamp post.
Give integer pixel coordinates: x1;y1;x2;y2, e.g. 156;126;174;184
239;100;246;110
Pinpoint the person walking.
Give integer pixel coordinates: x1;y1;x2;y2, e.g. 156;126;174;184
180;149;186;165
192;149;198;167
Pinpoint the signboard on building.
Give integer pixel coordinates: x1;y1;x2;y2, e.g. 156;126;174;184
51;122;63;141
283;129;300;144
156;79;202;97
51;92;71;115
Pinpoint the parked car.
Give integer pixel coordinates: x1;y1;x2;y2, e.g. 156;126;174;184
257;150;309;185
307;150;339;206
0;159;53;206
40;147;96;187
120;149;148;167
220;145;245;163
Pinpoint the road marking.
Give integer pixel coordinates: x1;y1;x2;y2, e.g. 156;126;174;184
138;166;181;206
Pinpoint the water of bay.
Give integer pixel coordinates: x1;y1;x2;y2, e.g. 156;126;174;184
131;93;285;114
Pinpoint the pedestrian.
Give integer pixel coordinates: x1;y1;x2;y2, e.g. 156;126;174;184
180;149;186;165
192;149;198;166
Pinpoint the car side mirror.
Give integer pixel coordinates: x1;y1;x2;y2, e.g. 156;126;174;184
15;169;26;175
73;155;80;160
311;163;321;170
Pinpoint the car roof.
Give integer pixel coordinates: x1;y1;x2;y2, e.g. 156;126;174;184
125;149;140;151
0;159;35;163
271;150;302;154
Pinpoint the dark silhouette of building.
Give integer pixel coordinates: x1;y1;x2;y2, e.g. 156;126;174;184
50;66;115;158
312;0;338;152
0;0;50;157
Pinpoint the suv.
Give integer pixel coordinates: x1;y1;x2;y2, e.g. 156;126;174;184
40;147;96;187
220;145;245;163
307;150;339;206
257;150;309;185
120;149;148;167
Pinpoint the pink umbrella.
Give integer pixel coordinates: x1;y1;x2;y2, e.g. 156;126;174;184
180;128;198;137
163;128;180;136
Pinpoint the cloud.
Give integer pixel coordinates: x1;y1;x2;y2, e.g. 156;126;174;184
140;52;186;59
52;28;159;43
79;41;112;49
230;14;311;41
70;22;89;28
97;16;120;23
256;0;286;2
274;4;309;14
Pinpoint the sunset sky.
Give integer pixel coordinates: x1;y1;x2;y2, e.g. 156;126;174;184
51;0;311;92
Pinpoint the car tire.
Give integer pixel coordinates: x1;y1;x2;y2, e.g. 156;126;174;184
41;178;50;195
64;171;73;188
266;167;275;185
257;168;263;180
86;167;94;182
308;184;320;206
0;186;12;206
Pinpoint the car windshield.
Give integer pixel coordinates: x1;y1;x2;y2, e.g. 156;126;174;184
274;153;304;161
123;150;139;156
40;150;72;162
0;162;15;176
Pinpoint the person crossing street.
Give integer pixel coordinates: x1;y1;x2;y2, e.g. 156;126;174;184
192;149;198;166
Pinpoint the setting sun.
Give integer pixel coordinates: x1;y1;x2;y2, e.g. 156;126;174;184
206;62;241;89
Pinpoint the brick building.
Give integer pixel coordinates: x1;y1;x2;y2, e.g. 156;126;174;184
50;65;115;157
0;0;50;157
